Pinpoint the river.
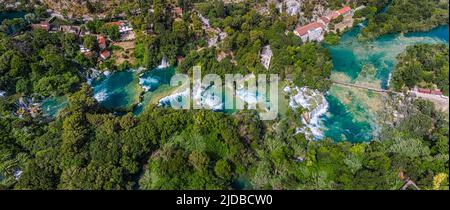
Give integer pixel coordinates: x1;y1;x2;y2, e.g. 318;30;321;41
321;24;449;142
0;11;25;23
40;22;448;144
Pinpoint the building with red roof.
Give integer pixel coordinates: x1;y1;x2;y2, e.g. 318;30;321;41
31;22;50;31
176;55;185;64
100;50;111;60
98;36;107;50
294;22;325;42
337;6;351;16
293;6;354;42
431;90;443;95
319;16;331;25
418;88;431;94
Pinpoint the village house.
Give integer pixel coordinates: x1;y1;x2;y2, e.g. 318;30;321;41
100;50;111;60
416;87;443;96
79;44;94;58
108;21;135;41
59;25;81;36
294;22;326;42
108;21;133;34
97;36;107;50
83;51;94;59
294;6;353;42
31;21;50;31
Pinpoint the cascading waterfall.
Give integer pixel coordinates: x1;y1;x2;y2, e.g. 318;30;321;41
158;88;190;107
286;86;329;140
86;68;103;85
158;57;169;69
139;77;160;92
193;83;224;111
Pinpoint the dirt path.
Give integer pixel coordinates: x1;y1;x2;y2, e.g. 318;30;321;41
409;91;449;113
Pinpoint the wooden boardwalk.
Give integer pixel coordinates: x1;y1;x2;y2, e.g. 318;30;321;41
331;80;394;94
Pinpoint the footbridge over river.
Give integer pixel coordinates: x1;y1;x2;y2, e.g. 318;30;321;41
332;80;449;112
331;80;396;94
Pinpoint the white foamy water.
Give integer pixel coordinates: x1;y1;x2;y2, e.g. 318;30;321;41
159;88;190;107
193;84;224;111
236;89;259;105
139;77;159;92
86;68;102;85
13;169;22;180
288;86;329;140
158;57;169;69
94;90;108;102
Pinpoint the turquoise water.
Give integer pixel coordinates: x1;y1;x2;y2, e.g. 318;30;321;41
0;11;25;23
40;67;176;116
232;176;253;190
140;67;175;92
41;96;68;117
0;11;27;35
90;67;175;113
322;25;449;142
133;67;176;115
91;70;140;111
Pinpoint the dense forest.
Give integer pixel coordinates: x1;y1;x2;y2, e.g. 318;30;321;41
391;44;449;95
360;0;449;39
2;83;448;189
0;0;449;190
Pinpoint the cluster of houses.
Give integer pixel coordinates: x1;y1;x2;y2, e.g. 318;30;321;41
293;6;353;42
31;18;134;62
31;21;82;36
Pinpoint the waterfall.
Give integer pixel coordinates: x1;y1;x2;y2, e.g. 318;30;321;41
304;98;329;138
158;57;169;69
387;72;392;87
139;76;159;92
288;86;329;140
0;90;5;97
94;89;108;102
86;68;102;85
158;88;190;107
103;70;111;76
192;84;224;111
198;14;210;28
